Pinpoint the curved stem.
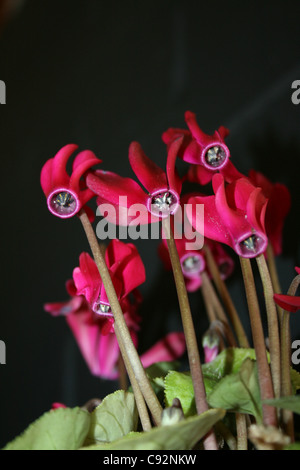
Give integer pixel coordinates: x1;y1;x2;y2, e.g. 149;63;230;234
78;209;162;426
256;254;281;400
162;218;218;450
204;244;249;348
239;257;277;428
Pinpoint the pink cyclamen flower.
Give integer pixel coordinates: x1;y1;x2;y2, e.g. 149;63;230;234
187;173;269;258
45;281;186;380
248;170;291;256
162;110;231;175
44;279;141;379
86;137;184;225
40;144;101;219
73;239;146;333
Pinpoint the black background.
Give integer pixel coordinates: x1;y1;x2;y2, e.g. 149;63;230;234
0;0;300;448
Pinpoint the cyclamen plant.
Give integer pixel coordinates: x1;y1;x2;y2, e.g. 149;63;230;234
4;111;300;451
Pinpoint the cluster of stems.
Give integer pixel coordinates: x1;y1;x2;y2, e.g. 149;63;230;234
78;207;296;449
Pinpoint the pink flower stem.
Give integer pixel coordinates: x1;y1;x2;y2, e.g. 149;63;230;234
256;253;281;400
239;257;278;428
78;209;162;427
280;273;300;440
204;244;249;348
162;218;218;450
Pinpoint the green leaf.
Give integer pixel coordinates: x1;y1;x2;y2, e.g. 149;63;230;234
3;407;90;450
81;408;225;450
164;349;258;417
202;348;257;380
146;361;180;379
146;361;180;396
207;358;262;422
83;390;138;446
164;371;196;417
263;395;300;415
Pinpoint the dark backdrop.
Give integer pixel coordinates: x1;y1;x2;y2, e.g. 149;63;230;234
0;0;300;447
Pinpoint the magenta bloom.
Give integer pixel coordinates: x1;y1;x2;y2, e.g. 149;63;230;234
162;111;230;171
44;279;140;379
73;239;146;332
86;137;183;225
248;170;291;256
40;144;101;219
45;280;186;380
187;174;269;258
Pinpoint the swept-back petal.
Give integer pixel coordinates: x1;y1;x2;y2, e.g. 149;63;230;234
104;239;146;298
166;136;184;195
186;195;231;246
87;170;147;207
69;151;102;192
40;158;54;195
128;141;168;194
184;111;208;143
214;175;250;241
52;143;78;187
73;252;101;304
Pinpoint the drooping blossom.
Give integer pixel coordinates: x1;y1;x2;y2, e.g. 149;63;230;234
44;280;186;380
72;239;146;333
86;137;184;226
162;111;235;183
44;279;134;379
187;173;269;258
248;170;291;256
40;144;101;219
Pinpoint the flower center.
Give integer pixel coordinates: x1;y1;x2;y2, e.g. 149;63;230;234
149;190;179;218
48;190;78;217
239;234;265;257
93;300;113;317
205;146;227;168
181;255;204;276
